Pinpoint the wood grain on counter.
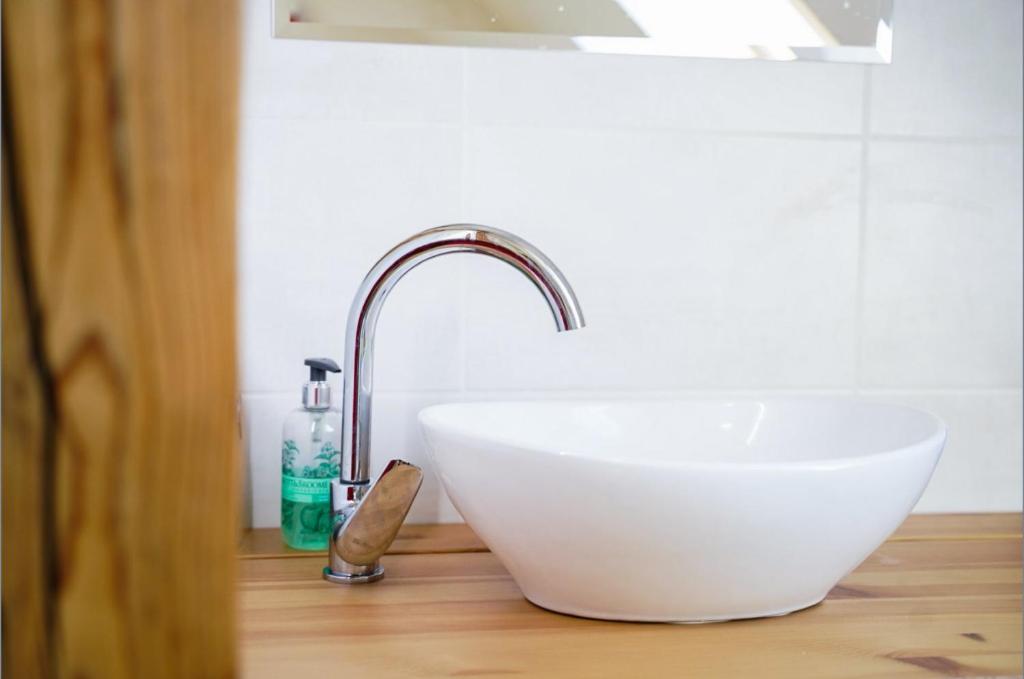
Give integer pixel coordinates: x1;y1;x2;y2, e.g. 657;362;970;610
889;512;1022;542
240;513;1022;678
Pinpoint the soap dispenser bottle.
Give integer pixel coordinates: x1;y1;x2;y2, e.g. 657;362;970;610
281;357;342;550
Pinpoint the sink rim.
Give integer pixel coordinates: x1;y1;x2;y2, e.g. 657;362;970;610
418;397;947;472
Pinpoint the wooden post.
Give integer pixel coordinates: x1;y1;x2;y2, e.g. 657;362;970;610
2;1;240;677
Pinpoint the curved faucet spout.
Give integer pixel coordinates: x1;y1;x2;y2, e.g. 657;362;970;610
341;224;585;486
324;224;585;584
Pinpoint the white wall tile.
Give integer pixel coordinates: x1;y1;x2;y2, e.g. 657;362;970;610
462;127;861;390
466;49;864;134
237;117;464;393
241;0;463;122
862;142;1023;388
242;393;292;528
247;389;877;528
237;2;1023;524
871;0;1024;137
862;391;1023;513
245;388;1022;526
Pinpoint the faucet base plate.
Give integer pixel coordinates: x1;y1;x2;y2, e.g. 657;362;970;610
322;565;384;584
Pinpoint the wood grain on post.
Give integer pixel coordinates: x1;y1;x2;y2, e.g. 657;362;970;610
2;1;240;677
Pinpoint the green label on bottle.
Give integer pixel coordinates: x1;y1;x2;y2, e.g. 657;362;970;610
282;474;330;504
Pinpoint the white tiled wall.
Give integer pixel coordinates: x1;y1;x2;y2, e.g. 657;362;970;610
238;0;1023;527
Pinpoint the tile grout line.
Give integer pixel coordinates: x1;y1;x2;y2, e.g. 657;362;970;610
236;114;1022;146
853;66;873;396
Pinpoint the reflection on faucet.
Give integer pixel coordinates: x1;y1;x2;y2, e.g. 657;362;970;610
324;224;585;583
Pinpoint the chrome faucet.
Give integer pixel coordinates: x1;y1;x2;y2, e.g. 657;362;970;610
323;224;585;583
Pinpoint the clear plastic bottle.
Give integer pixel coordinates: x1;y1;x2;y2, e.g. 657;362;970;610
281;358;342;550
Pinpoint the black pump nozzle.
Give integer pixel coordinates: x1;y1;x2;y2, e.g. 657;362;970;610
305;357;341;382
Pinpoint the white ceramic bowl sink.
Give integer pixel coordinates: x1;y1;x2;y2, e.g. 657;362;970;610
418;399;945;623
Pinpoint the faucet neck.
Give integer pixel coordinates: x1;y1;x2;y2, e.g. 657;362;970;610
339;224;585;484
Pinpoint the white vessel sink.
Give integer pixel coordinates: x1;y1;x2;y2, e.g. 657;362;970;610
418;399;945;623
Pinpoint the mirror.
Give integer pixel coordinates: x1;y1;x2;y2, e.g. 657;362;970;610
273;0;893;64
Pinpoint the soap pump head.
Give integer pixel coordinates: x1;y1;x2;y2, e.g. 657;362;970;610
302;357;341;410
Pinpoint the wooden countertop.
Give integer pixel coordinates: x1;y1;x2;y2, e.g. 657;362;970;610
239;514;1022;678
